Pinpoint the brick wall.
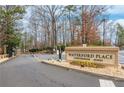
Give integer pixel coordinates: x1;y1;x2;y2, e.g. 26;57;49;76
0;47;3;54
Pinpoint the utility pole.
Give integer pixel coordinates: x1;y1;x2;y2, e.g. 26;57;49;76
82;5;87;44
103;18;106;46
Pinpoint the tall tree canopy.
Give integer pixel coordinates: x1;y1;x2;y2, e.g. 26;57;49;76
0;5;25;55
116;23;124;48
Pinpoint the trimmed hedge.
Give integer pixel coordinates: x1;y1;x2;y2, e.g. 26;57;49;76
29;48;39;52
70;60;105;68
28;45;66;53
29;47;54;54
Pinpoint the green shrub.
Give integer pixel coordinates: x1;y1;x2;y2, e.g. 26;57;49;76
57;45;65;52
29;48;39;52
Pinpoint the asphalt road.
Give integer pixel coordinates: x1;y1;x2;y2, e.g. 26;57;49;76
0;55;124;87
119;50;124;64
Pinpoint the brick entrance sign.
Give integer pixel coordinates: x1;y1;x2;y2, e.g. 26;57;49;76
65;46;119;67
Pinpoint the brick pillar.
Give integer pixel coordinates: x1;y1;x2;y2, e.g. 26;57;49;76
114;51;119;69
3;45;7;54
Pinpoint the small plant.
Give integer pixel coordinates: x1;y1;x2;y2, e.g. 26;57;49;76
70;60;105;68
57;45;66;52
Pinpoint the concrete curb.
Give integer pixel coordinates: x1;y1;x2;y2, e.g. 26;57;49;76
41;61;124;81
0;55;19;65
121;64;124;69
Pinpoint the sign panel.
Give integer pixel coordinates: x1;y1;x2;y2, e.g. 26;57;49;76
65;47;119;66
67;52;115;64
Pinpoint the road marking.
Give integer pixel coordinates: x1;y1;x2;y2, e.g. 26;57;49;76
99;79;115;87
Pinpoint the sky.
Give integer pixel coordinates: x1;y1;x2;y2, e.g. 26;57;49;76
108;5;124;26
21;5;124;45
24;5;124;26
23;5;124;33
22;5;124;33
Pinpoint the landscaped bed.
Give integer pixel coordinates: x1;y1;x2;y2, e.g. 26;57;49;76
70;60;105;68
39;59;124;80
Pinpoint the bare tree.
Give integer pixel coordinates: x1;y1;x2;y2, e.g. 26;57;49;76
81;5;110;45
33;6;64;48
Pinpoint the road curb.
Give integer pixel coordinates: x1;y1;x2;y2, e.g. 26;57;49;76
41;61;124;81
121;64;124;69
0;55;19;65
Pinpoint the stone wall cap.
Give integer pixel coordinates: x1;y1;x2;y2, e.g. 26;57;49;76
65;46;119;51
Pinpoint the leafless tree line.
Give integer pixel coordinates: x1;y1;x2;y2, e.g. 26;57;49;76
21;5;117;51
